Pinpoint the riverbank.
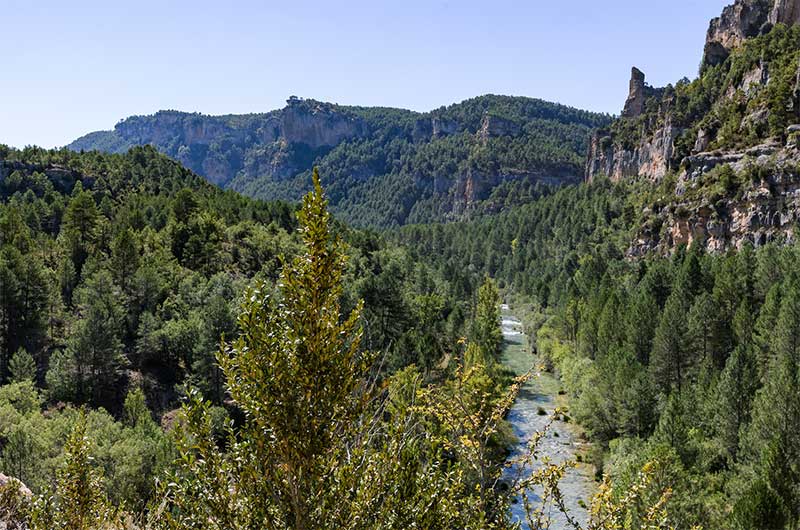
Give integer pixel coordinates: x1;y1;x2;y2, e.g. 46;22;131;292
500;305;595;530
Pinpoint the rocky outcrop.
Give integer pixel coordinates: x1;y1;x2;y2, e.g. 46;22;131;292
0;159;85;192
449;167;576;219
115;111;246;148
587;0;800;255
702;0;800;68
69;93;607;227
586;0;796;186
280;98;365;148
586;120;680;183
772;0;800;24
431;116;461;137
0;473;32;530
630;141;800;255
78;99;367;187
477;113;522;142
585;68;677;183
702;0;771;67
622;67;649;118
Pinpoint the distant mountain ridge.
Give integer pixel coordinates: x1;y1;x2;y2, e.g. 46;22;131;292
69;95;611;227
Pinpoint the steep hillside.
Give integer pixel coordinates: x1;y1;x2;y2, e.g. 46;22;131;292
69;96;610;227
586;0;800;254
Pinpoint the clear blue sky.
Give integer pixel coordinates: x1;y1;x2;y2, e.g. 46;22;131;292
1;0;728;149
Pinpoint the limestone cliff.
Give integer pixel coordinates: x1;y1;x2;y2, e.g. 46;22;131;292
703;0;800;67
586;0;800;188
73;99;367;187
585;68;674;183
585;0;800;254
702;0;772;67
630;139;800;254
69;94;609;227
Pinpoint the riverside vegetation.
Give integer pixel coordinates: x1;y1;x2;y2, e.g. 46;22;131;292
5;1;800;527
0;152;674;528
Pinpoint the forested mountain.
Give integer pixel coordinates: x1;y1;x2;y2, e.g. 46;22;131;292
397;175;800;528
69;95;610;227
0;140;672;528
392;1;800;527
6;0;800;528
587;0;800;255
0;144;490;512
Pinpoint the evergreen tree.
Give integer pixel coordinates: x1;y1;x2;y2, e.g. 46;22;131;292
772;279;800;366
625;287;659;365
596;290;625;359
650;288;692;394
158;169;376;528
753;283;782;382
0;246;48;379
746;279;800;524
110;227;139;296
62;188;98;277
715;344;757;462
30;415;117;530
709;254;740;368
471;276;503;361
686;292;717;366
62;271;127;406
745;353;800;526
8;348;36;383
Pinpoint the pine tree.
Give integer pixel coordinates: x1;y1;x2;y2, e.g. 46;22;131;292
64;270;127;406
753;284;782;382
110;228;139;296
8;348;36;383
471;276;503;361
0;246;48;379
62;188;98;278
686;291;718;366
772;279;800;366
745;353;800;526
650;288;692;394
709;254;740;368
596;290;625;359
745;279;800;524
625;287;659;364
715;344;757;462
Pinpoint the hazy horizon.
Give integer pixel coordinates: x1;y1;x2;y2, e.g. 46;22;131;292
2;0;728;149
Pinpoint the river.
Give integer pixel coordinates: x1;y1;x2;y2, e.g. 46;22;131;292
500;304;594;530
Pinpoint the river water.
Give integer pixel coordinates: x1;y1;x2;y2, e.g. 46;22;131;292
500;305;594;530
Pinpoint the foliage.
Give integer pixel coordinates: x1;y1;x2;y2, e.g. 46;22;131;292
68;96;611;228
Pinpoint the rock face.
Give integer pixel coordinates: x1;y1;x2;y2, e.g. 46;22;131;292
69;94;609;227
702;0;800;68
280;97;365;148
772;0;800;24
630;143;800;255
702;0;771;67
586;0;800;255
73;98;367;187
585;122;679;183
586;0;800;187
585;68;677;183
622;67;649;118
477;113;522;142
585;68;676;183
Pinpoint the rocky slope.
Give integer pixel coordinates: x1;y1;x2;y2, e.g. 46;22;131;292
585;0;800;253
69;96;610;227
